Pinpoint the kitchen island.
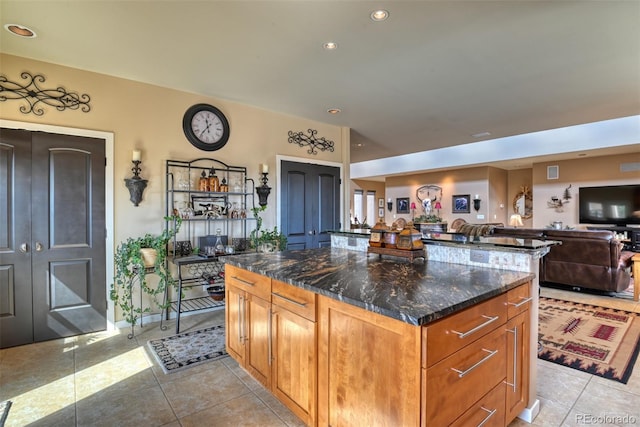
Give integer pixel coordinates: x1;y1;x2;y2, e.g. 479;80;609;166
224;247;535;426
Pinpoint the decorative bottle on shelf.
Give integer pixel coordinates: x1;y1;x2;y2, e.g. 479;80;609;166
214;229;225;254
199;171;209;191
220;177;228;192
208;168;219;192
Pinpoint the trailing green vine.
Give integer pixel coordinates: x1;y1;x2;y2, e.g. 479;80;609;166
110;216;182;326
249;206;287;251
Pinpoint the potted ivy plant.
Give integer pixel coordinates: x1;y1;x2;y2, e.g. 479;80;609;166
110;216;182;327
249;206;287;251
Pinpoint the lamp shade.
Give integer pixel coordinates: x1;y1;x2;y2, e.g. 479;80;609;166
509;214;523;227
434;201;442;209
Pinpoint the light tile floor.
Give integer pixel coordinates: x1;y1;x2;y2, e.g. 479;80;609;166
1;286;639;427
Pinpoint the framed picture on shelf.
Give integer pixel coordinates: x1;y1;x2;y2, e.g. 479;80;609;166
191;195;228;218
452;194;470;213
397;197;410;214
378;198;384;208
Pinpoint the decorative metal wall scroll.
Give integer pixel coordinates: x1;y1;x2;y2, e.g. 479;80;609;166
288;129;335;155
0;72;91;115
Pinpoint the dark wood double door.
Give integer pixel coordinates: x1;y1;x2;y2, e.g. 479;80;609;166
0;128;106;348
281;161;341;249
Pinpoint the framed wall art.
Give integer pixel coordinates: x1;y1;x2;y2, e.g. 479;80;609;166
397;197;410;214
452;194;470;214
378;198;384;208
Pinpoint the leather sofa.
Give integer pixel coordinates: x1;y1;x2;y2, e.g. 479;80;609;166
491;227;635;293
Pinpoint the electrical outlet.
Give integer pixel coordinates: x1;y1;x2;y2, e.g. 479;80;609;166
470;249;490;264
476;214;485;220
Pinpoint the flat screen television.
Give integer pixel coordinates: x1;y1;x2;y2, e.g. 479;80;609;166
578;184;640;225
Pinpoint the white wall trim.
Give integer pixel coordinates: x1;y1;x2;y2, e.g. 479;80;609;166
0;119;116;331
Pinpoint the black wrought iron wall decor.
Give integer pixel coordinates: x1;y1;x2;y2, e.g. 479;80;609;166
288;129;335;155
0;72;91;115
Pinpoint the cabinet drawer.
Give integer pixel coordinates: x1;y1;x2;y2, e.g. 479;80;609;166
450;382;506;427
225;264;271;300
424;326;506;426
272;279;316;321
506;283;532;318
423;293;507;367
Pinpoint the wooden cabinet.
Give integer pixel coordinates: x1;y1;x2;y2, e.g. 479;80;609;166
225;267;317;425
271;280;317;426
227;263;531;427
225;265;272;388
505;286;532;421
317;295;422;427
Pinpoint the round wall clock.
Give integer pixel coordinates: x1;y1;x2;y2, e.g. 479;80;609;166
182;103;230;151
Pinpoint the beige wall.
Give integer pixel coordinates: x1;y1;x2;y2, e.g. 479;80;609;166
1;53;346;322
532;153;640;228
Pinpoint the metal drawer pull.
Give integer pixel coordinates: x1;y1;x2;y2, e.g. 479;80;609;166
272;292;307;307
451;315;499;339
232;276;256;286
505;327;517;391
507;296;533;308
477;407;497;427
451;348;498;378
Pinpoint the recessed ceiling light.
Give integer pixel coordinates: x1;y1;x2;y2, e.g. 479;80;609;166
323;42;338;50
370;10;389;21
4;24;37;38
472;131;491;138
327;108;341;114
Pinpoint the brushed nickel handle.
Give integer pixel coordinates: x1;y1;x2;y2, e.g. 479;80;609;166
272;292;307;307
232;276;255;287
477;407;497;427
505;327;518;391
35;242;44;252
268;307;272;366
507;296;533;308
451;348;498;378
19;243;29;253
451;315;499;339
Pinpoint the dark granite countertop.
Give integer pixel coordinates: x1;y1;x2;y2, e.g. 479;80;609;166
223;247;534;326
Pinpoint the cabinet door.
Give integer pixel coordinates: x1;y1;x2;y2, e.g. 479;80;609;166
246;294;272;388
272;305;316;426
505;310;530;422
225;285;245;363
318;295;421;427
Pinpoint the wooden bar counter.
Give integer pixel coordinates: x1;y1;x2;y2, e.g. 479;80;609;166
224;247;535;426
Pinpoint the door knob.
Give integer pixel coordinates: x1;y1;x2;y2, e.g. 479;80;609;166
20;243;29;253
35;242;44;252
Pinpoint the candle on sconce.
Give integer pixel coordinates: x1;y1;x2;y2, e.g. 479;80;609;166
261;164;269;174
474;194;480;200
388;198;392;203
132;150;141;162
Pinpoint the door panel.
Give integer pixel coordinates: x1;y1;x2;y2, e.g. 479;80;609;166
0;129;33;348
31;132;106;342
281;161;340;250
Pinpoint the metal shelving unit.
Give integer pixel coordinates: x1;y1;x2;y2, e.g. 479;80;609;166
161;158;256;333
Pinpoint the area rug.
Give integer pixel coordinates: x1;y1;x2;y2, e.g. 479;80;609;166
147;324;228;374
538;297;640;384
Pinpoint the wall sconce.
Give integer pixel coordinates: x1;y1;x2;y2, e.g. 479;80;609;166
387;198;393;212
124;150;148;207
473;195;481;212
256;163;271;207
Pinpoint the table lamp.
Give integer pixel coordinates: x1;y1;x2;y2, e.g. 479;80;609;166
509;213;523;228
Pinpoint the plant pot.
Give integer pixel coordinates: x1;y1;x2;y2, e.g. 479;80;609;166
207;285;225;301
140;248;158;268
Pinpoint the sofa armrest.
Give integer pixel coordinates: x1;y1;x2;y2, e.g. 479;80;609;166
619;251;635;269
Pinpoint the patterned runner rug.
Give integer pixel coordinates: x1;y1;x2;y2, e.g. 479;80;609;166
538;297;640;384
147;324;228;374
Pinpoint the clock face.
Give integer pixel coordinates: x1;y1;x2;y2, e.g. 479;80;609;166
183;104;230;151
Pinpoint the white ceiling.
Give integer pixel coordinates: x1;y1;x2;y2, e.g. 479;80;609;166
1;1;639;173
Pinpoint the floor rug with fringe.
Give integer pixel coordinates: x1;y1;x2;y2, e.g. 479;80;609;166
147;324;228;374
538;297;640;384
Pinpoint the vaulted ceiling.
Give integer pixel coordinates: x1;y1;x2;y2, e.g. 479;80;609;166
2;1;639;169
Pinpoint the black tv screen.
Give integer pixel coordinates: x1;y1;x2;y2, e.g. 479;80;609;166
578;185;640;225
